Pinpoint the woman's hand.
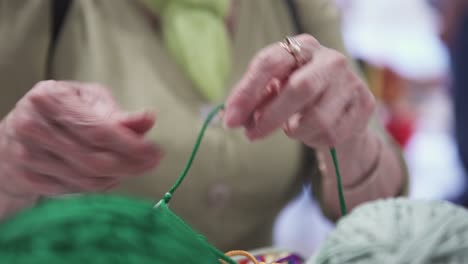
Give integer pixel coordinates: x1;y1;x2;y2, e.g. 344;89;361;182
225;35;407;218
224;34;375;148
0;81;162;199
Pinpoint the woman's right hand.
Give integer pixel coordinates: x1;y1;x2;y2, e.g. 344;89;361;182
0;81;163;200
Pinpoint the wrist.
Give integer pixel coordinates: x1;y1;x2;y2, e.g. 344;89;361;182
342;130;382;187
319;127;380;186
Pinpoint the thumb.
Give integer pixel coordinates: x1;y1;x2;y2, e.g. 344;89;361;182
118;110;156;135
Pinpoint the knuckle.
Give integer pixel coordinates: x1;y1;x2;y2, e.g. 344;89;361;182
353;79;376;116
28;81;58;101
299;34;320;48
324;130;338;146
14;144;32;162
295;80;313;97
330;52;347;68
32;80;57;92
236;78;258;100
13;116;36;137
290;76;315;100
363;90;377;114
252;48;276;73
26;92;46;105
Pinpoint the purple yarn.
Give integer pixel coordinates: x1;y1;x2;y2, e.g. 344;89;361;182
275;254;304;264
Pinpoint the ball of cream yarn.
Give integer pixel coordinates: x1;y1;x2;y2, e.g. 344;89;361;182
310;198;468;264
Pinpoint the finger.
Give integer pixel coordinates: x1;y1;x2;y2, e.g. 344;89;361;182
258;78;284;110
10;102;158;178
224;34;319;128
11;142;120;192
118;110;156;135
245;61;327;140
10;103;83;157
17;171;72;196
71;148;164;178
1;162;71;196
30;93;160;159
283;86;352;147
245;78;284;129
56;81;121;112
333;79;375;141
25;157;120;192
16;117;162;178
284;110;337;148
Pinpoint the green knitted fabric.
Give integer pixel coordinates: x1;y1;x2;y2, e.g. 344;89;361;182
0;104;235;264
144;0;232;102
0;195;233;264
310;198;468;264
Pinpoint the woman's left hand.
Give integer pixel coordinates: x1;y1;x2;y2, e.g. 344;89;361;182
224;34;375;148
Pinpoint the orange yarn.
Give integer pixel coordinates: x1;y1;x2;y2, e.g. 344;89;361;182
221;250;280;264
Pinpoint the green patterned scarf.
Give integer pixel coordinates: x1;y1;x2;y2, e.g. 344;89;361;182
144;0;232;102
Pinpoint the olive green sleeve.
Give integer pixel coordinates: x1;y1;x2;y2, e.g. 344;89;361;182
0;0;52;118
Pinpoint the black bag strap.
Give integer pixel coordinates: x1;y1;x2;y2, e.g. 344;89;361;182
47;0;72;77
51;0;72;45
285;0;304;34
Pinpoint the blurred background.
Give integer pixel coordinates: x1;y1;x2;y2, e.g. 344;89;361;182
273;0;468;257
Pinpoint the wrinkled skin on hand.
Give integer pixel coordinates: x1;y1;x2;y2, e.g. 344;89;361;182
224;34;375;149
0;81;163;199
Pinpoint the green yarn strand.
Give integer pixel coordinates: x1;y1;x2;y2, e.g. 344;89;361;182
162;103;347;219
164;104;225;203
330;148;347;216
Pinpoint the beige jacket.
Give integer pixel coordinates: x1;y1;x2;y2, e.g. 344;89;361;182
0;0;402;250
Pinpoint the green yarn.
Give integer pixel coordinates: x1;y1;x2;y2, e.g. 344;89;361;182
163;103;225;204
310;198;468;264
0;104;235;264
330;148;346;216
0;195;233;264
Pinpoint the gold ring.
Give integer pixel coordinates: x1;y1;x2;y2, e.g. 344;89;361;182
280;36;305;66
